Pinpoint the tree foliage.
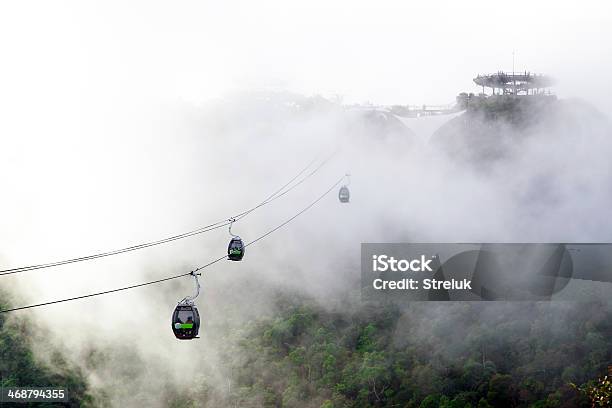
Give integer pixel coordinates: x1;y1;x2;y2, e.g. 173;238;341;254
215;296;610;407
0;295;94;407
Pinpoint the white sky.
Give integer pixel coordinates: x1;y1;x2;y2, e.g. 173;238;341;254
1;0;612;111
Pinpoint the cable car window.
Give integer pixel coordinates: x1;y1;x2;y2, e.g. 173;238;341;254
177;310;194;326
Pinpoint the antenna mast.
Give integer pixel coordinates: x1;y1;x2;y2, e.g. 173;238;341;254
512;50;516;96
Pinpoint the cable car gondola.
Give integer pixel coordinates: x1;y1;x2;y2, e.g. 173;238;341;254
172;303;200;340
338;173;351;203
227;218;245;261
172;272;201;340
338;186;350;203
228;237;245;261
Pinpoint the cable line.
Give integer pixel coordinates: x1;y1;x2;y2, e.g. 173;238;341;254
0;175;346;314
0;154;333;276
232;151;336;222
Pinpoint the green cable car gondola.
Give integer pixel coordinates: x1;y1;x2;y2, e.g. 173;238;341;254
172;272;201;340
172;303;201;340
227;218;245;261
228;236;245;261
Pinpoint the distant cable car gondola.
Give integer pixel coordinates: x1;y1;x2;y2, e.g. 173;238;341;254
227;218;245;261
172;272;201;340
338;173;351;203
338;186;350;203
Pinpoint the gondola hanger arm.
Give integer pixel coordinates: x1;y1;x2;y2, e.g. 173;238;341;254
228;218;239;238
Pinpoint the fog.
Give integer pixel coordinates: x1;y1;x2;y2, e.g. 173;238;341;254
1;1;612;109
1;1;612;406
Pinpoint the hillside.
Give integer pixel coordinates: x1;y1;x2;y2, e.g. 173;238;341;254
166;294;611;407
430;95;611;165
0;295;94;407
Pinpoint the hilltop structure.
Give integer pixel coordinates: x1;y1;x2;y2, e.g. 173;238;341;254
345;71;557;117
456;71;556;111
473;71;554;96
